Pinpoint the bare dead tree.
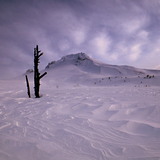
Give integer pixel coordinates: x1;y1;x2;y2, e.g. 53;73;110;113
34;45;47;98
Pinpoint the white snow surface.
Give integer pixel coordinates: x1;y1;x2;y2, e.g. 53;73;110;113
1;53;160;160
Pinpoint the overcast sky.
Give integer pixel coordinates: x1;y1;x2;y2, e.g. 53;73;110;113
0;0;160;78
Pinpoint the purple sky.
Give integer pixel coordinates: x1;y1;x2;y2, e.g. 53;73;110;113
0;0;160;78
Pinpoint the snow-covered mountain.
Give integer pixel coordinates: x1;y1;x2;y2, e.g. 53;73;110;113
42;53;160;86
45;52;146;76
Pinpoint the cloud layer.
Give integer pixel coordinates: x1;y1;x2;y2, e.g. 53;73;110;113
0;0;160;78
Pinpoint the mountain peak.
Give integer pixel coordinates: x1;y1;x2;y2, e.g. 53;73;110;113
61;52;90;61
45;52;92;69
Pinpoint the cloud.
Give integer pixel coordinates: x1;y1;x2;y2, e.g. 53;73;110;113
121;17;148;35
58;39;71;51
0;0;160;78
89;32;112;57
137;30;149;40
71;26;88;45
141;39;160;69
128;44;141;61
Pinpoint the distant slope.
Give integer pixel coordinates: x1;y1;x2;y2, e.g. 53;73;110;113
42;53;160;86
45;53;159;76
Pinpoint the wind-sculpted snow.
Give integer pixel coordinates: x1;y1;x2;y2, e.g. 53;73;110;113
0;77;160;160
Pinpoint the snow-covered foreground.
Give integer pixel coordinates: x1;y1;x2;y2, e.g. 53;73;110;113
0;78;160;160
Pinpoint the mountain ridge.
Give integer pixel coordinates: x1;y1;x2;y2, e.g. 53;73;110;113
45;52;149;76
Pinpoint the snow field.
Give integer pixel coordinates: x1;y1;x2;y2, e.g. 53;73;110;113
0;78;160;160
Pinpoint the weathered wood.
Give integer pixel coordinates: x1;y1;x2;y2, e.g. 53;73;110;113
25;75;31;98
34;45;47;98
38;53;43;58
39;72;47;79
34;45;40;98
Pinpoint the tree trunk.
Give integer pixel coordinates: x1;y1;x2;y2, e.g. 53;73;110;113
25;75;31;98
34;45;47;98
